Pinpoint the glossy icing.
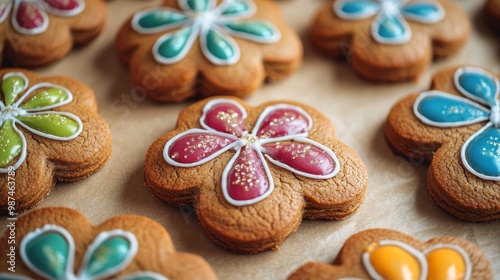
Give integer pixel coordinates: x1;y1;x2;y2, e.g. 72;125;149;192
334;0;444;44
164;98;340;206
414;66;500;180
131;0;281;66
0;72;83;173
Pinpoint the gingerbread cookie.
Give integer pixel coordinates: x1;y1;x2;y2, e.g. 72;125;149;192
288;228;493;280
115;0;302;102
144;97;368;253
385;65;500;221
0;207;217;279
0;0;106;67
0;69;112;213
484;0;500;34
310;0;470;82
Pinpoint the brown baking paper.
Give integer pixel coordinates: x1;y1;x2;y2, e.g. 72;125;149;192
1;0;499;279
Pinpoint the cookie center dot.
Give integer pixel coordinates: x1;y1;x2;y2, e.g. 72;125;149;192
194;10;217;26
380;0;400;14
490;105;500;127
240;134;257;146
1;106;24;121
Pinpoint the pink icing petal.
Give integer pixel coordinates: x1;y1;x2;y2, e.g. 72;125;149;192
255;106;311;139
43;0;80;10
225;146;270;202
167;131;237;164
263;141;336;177
15;2;46;30
201;100;246;137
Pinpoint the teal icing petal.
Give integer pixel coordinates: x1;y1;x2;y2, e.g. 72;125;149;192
455;68;499;107
463;125;500;180
402;2;444;23
220;0;252;16
153;26;196;64
224;20;280;43
183;0;212;11
81;237;132;278
415;92;490;126
372;13;410;44
132;8;188;34
335;0;379;19
201;27;239;65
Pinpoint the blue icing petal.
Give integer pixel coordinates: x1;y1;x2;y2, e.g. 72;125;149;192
464;126;500;178
221;1;250;15
136;10;188;29
186;0;210;11
340;0;379;16
417;95;490;124
458;72;498;106
402;2;442;22
377;15;405;39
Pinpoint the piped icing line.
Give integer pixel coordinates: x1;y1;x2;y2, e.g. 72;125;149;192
454;66;500;106
163;98;339;206
120;271;170;280
40;0;85;17
423;243;471;280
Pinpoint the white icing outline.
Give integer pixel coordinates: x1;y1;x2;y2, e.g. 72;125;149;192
214;0;256;22
77;230;138;279
454;66;500;107
15;111;83;141
0;1;12;25
179;0;217;12
0;273;32;280
423;243;472;280
362;239;427;280
401;0;444;24
131;7;190;35
222;19;281;44
263;137;340;179
221;144;275;206
152;25;199;65
1;72;29;107
120;271;169;280
200;23;240;65
334;0;380;20
200;98;247;133
251;103;313;136
40;0;85;17
12;0;49;35
0;122;27;173
163;128;239;167
371;9;411;45
20;224;76;280
413;90;490;128
15;82;73;111
460;123;500;181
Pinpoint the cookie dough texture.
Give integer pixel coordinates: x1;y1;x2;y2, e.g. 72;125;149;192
0;207;217;279
310;0;470;82
144;96;368;253
384;66;500;222
288;228;493;280
115;0;302;102
0;69;112;213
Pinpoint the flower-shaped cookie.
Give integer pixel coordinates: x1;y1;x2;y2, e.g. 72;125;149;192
145;97;368;253
310;0;470;82
0;69;112;213
385;65;500;221
116;0;302;102
0;207;217;279
288;229;493;280
0;0;106;67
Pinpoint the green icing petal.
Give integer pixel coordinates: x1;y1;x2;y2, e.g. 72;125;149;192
83;237;131;277
137;10;187;29
23;232;69;280
221;1;250;15
17;114;80;138
0;120;23;168
205;29;236;61
20;88;70;110
156;26;193;61
186;0;210;11
2;75;26;106
225;21;277;41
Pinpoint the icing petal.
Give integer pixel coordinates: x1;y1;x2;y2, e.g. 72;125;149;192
218;0;255;19
200;99;247;137
200;25;240;65
179;0;216;12
253;104;312;140
153;26;198;64
414;91;490;127
424;245;471;280
119;272;169;280
461;124;500;181
2;72;28;107
164;129;238;167
78;230;138;279
20;225;75;280
0;120;24;170
131;8;189;34
402;1;444;24
41;0;85;17
19;84;72;111
222;145;273;206
224;20;280;43
371;12;411;44
12;1;49;35
454;67;499;107
334;0;379;20
0;2;12;25
262;139;339;178
16;112;83;140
